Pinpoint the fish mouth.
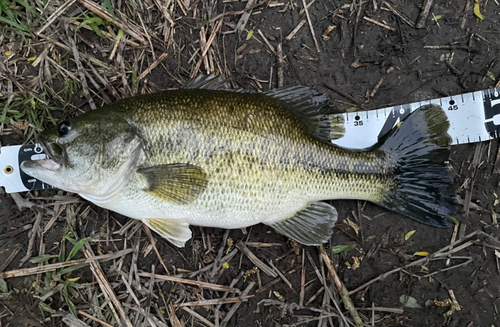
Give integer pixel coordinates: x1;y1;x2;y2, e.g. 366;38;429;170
38;136;66;168
21;137;65;176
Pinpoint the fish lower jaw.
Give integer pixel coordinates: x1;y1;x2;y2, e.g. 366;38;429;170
37;158;61;172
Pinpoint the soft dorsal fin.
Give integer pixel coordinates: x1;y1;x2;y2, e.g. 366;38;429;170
138;163;208;205
267;201;338;245
264;86;346;142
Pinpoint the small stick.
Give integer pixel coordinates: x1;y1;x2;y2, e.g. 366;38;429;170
277;43;284;88
285;20;307;40
138;53;169;81
299;249;306;307
370;76;385;98
245;242;282;247
305;286;324;306
0;244;21;273
268;260;293;289
446;224;459;266
320;247;364;327
235;241;277;277
138;272;241;293
19;212;43;266
78;310;114;327
235;0;256;33
349;231;480;295
37;0;77;35
301;0;320;52
257;29;276;54
142;225;169;274
174;295;253;307
220;282;255;327
324;82;362;106
76;0;147;44
382;2;415;27
363;16;396;31
0;249;132;279
84;245;133;327
181;307;215;327
416;0;434;29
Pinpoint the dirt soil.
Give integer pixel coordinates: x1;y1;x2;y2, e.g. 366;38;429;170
1;0;500;326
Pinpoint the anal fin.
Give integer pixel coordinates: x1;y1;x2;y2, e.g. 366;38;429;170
267;202;338;246
143;218;192;247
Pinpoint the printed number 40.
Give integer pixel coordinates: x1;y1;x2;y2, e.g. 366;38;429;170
448;105;458;110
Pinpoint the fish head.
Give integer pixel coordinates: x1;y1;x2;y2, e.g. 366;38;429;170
21;109;143;198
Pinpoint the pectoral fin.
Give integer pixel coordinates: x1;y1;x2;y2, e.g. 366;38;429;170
138;163;208;205
144;218;192;247
267;202;338;246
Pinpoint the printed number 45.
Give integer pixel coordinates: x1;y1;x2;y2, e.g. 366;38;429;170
448;104;458;110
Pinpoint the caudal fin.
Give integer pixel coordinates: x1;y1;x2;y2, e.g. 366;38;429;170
378;105;457;227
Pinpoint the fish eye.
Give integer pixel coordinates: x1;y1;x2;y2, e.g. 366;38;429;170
58;121;71;137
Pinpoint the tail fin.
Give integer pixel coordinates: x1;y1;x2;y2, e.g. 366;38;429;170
378;105;457;227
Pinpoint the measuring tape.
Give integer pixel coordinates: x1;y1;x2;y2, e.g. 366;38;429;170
2;87;500;193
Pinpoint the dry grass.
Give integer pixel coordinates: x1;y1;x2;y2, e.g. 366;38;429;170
0;0;499;326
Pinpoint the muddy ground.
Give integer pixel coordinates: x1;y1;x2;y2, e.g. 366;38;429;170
1;0;500;326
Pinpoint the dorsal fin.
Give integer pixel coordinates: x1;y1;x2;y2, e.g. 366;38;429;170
183;75;346;142
182;74;231;90
264;86;346;142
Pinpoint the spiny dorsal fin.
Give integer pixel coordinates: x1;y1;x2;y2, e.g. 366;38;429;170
182;74;231;90
264;86;346;142
267;201;338;246
138;163;208;205
144;218;191;247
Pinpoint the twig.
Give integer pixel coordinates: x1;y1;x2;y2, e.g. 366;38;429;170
382;2;415;27
19;211;43;266
0;244;22;273
220;282;255;327
363;16;396;31
78;311;114;327
285;20;307;40
299;249;305;307
277;43;284;87
235;0;256;34
37;0;77;35
138;53;169;81
349;231;481;295
235;241;277;277
268;260;293;289
258;29;276;55
138;272;241;293
181;307;215;327
65;21;96;110
320;247;364;327
76;0;147;44
84;245;134;327
174;295;253;307
301;0;320;52
324;82;362;106
416;0;434;28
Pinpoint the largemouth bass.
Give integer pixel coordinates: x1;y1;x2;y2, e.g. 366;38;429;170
21;75;457;247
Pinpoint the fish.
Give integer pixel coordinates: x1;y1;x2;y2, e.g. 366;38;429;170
21;75;457;247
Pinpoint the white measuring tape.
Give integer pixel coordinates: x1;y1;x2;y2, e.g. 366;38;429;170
332;88;500;149
1;87;499;193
